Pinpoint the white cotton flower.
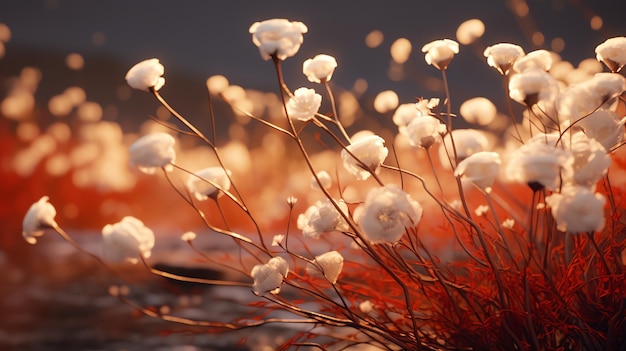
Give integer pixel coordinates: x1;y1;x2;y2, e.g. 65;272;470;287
595;36;626;72
341;134;388;180
302;54;337;83
483;43;525;75
405;115;447;149
512;49;553;73
474;205;489;216
286;87;322;121
251;256;289;295
311;170;332;190
392;103;420;130
557;73;626;125
306;251;344;284
125;58;165;92
545;185;606;233
421;39;459;70
459;97;497;126
181;231;197;242
454;151;501;193
128;132;176;174
508;68;559;105
102;216;155;264
438;129;490;169
353;184;423;244
456;19;485;45
22;196;57;244
502;218;515;229
186;167;231;201
505;137;573;191
297;198;349;239
575;109;626;151
566;132;611;187
249;18;308;61
271;234;285;247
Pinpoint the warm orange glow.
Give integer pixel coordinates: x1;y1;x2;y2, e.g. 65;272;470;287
365;30;384;48
590;15;603;30
65;53;84;70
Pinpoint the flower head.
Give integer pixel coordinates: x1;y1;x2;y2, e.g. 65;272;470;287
128;132;176;174
186;167;231;201
286;87;322;121
483;43;525;75
341;134;388;180
297;199;349;239
454;151;502;192
566;132;610;187
512;49;553;73
405;115;447;149
438;129;490;169
421;39;459;70
354;184;423;244
102;216;155;264
595;36;626;72
249;18;308;61
574;109;626;151
306;251;344;284
311;170;332;190
545;185;606;233
251;256;289;294
22;196;57;244
508;68;559;106
125;58;165;92
303;54;337;83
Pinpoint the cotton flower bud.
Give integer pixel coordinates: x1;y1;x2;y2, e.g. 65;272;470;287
483;43;525;75
595;36;626;73
353;184;423;244
303;54;337;83
22;196;58;244
125;58;165;92
251;256;289;295
286;87;322;121
341;134;388;180
454;151;501;193
186;167;231;201
102;216;155;264
306;251;344;284
128;132;176;174
545;185;606;233
421;39;459;70
249;18;308;61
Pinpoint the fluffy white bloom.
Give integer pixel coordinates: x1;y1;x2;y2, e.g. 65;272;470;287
102;216;155;264
311;170;332;190
271;234;285;247
512;49;553;73
186;167;231;201
128;132;176;174
302;54;337;83
595;36;626;72
251;256;289;294
180;231;196;242
508;68;559;105
341;134;388;180
22;196;57;244
545;185;606;233
421;39;459;70
454;151;501;192
566;132;611;187
502;218;515;229
506;137;573;191
306;251;344;284
456;19;485;45
438;129;490;169
557;73;626;124
125;58;165;92
575;109;626;151
249;18;308;61
459;97;497;126
353;184;423;244
286;87;322;121
392;103;420;130
405;115;447;149
297;199;349;239
483;43;525;75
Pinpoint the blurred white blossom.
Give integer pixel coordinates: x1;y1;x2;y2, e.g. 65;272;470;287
341;134;388;180
354;184;423;244
297;198;349;239
512;49;553;73
421;39;459;70
566;132;611;187
186;167;231;201
438;129;490;169
303;54;337;83
249;18;308;61
454;151;501;192
128;132;176;174
251;256;289;294
22;196;57;244
311;170;332;190
405;116;447;149
102;216;155;264
125;58;165;92
545;185;606;233
286;87;322;121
